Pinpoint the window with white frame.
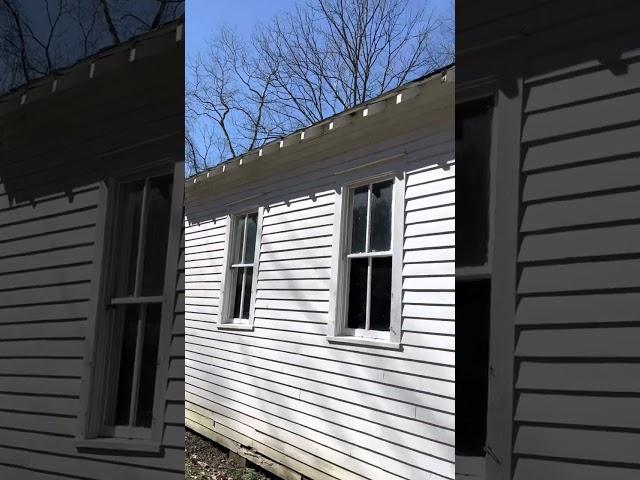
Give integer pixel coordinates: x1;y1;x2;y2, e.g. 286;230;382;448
223;212;259;323
87;165;177;441
329;174;403;344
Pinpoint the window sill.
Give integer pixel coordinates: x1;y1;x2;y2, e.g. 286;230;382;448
326;336;402;350
75;438;162;454
216;323;254;331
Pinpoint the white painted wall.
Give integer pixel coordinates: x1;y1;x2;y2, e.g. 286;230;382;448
185;77;454;480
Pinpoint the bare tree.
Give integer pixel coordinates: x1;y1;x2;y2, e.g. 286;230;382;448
187;28;283;164
187;0;451;174
70;1;101;58
185;104;218;175
0;0;32;88
258;0;442;119
20;0;71;74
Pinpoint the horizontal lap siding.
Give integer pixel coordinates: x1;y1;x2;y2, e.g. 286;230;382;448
0;171;98;472
185;116;455;479
513;20;640;479
0;44;183;478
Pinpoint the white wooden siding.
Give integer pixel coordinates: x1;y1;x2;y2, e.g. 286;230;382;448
185;91;455;480
512;9;640;479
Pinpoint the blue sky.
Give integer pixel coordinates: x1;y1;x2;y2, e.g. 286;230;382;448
187;0;451;58
187;0;289;55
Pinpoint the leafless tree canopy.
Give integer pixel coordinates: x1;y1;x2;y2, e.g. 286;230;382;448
0;0;184;94
186;0;453;174
186;28;282;170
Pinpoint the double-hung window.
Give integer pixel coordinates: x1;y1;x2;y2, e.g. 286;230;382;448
221;211;260;325
346;180;393;335
329;174;404;345
456;96;494;471
81;163;180;445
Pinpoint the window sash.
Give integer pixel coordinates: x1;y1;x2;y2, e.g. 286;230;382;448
347;251;391;259
225;211;259;323
347;181;393;255
111;170;171;300
110;296;163;305
345;179;394;333
104;303;149;431
230;266;251;321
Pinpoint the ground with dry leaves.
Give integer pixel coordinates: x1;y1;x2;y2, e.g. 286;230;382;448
185;430;276;480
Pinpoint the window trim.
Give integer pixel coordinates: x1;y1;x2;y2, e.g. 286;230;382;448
77;160;183;450
328;171;405;346
456;68;522;480
219;207;263;327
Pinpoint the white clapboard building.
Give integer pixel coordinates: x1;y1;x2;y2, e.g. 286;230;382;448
184;65;455;480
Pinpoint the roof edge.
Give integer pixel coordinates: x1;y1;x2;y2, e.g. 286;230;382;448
187;63;455;186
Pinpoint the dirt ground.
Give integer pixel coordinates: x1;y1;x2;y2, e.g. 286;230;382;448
185;430;277;480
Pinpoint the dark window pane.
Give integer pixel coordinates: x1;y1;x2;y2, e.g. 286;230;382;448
369;257;392;330
234;215;246;264
136;303;161;427
232;269;243;319
114;180;144;297
244;213;258;264
241;267;253;319
141;174;173;296
114;305;139;425
350;186;368;253
456;279;490;456
370;180;393;252
456;98;493;267
347;258;368;329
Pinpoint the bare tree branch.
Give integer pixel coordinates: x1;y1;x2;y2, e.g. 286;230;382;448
1;0;31;81
99;0;120;44
151;0;168;28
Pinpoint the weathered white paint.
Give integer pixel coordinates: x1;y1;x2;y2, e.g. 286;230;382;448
185;69;454;480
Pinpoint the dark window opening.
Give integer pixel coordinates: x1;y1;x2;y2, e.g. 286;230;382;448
456;278;491;456
347;258;368;329
456;97;493;267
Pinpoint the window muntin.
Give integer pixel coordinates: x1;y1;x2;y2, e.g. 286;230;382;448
103;171;173;437
228;212;258;322
345;179;394;336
